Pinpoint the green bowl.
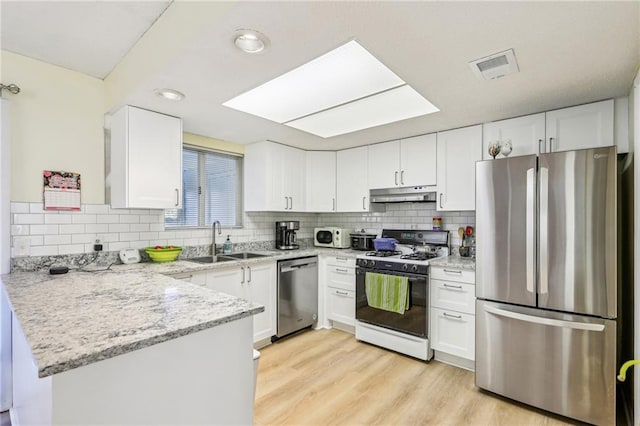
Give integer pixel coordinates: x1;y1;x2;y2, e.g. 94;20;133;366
144;246;182;263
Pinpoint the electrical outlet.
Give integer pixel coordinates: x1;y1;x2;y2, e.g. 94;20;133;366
13;236;30;256
93;238;103;252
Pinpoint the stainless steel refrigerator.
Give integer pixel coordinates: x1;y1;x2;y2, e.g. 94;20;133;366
475;146;618;425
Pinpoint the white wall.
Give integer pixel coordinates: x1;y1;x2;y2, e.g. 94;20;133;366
1;50;105;204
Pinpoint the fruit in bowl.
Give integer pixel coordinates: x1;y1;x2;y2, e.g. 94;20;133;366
145;245;182;263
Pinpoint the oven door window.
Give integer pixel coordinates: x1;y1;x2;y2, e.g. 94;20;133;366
355;268;428;338
316;230;334;244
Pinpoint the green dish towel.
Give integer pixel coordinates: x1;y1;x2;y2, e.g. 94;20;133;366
365;272;410;315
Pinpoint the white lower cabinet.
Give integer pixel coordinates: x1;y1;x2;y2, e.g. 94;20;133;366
430;307;475;361
327;287;355;326
430;265;476;368
324;256;356;328
206;261;276;344
245;262;276;343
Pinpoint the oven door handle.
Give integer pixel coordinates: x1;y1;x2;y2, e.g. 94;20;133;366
356;268;428;280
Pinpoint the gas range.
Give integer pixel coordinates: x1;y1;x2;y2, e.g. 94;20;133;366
355;229;450;275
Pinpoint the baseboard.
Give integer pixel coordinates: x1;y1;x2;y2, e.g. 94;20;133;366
254;337;272;350
329;321;355;334
434;351;475;371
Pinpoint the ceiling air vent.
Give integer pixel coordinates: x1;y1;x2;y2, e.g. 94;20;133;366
469;49;519;80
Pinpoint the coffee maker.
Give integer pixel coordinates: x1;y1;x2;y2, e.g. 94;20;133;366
275;221;299;250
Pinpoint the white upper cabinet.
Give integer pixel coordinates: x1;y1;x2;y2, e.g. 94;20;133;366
337;146;370;212
368;140;400;189
244;141;305;212
545;99;614;152
482;113;545;160
400;134;437;187
109;105;182;209
282;145;306;212
368;134;436;189
437;125;482;211
305;151;337;212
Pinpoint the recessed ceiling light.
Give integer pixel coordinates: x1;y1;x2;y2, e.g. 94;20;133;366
222;40;439;138
234;29;269;53
155;88;185;101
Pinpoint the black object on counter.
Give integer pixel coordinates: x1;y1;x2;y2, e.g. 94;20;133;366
49;266;69;275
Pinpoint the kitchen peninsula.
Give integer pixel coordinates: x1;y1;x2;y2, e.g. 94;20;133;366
1;267;263;425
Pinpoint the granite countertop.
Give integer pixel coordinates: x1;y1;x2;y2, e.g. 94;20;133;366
113;247;362;275
429;255;476;271
1;269;263;378
1;247;361;378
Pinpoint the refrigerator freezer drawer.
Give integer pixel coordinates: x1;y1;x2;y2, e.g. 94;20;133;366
476;300;616;426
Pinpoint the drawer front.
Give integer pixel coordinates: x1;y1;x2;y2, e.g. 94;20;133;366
430;279;475;314
327;287;355;325
431;266;475;284
430;307;475;360
327;265;355;291
326;255;356;268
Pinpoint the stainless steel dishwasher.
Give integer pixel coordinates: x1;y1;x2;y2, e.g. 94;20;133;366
275;256;318;339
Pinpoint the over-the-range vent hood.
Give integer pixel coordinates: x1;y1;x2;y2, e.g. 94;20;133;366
370;186;437;203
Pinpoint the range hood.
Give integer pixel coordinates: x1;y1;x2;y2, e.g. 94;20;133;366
370;186;437;203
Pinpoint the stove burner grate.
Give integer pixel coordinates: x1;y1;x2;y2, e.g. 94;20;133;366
400;252;438;261
364;250;402;257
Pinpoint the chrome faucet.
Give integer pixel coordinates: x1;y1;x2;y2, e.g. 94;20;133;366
211;220;221;255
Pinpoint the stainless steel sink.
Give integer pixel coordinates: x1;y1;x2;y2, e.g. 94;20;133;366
186;252;270;263
186;256;236;264
218;252;270;260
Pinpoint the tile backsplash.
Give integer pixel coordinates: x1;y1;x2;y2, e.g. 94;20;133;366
10;202;474;259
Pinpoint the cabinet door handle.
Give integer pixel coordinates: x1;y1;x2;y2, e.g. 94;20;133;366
443;312;463;320
443;283;463;289
439;193;443;208
284;197;288;210
538;138;544;154
549;137;554;152
335;268;349;273
175;188;179;206
247;266;252;283
241;267;245;284
362;196;366;210
400;170;405;185
443;269;463;275
335;290;349;296
395;171;398;186
332;198;336;211
336;256;347;261
289;196;293;210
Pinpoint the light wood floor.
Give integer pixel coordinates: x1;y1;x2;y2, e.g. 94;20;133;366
255;328;580;426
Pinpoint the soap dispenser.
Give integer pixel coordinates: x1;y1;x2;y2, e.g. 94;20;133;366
223;235;232;254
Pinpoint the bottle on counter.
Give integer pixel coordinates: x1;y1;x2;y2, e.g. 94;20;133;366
432;217;442;230
223;235;232;254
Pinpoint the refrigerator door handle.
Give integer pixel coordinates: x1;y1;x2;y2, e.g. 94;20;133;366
484;305;605;332
526;168;536;294
539;167;549;295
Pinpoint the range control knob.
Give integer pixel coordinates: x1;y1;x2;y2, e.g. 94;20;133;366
402;264;409;271
368;260;376;268
411;265;419;273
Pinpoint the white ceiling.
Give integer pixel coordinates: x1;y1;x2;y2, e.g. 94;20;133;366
2;1;639;151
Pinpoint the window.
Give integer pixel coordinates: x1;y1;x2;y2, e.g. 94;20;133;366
165;146;243;227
